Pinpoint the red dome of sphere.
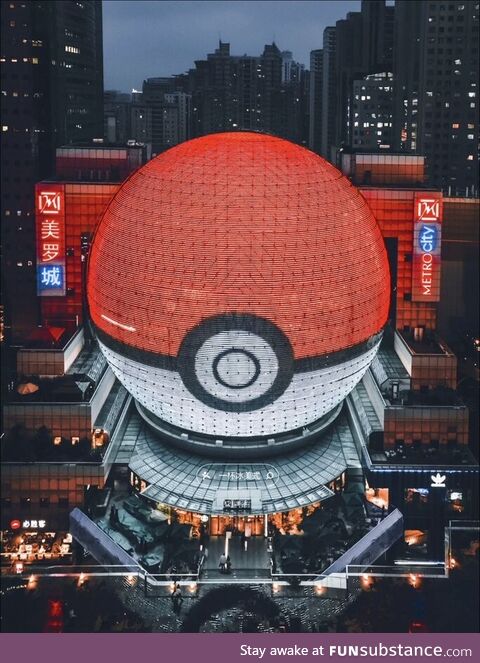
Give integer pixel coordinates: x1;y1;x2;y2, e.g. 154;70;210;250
87;132;389;360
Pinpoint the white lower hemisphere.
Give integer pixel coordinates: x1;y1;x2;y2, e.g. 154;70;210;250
98;340;380;438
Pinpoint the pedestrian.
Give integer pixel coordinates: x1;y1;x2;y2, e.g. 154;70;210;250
244;522;252;551
226;555;232;574
219;553;226;573
203;547;209;562
173;587;183;613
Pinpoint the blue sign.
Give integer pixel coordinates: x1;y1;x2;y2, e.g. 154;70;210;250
37;264;64;293
418;224;438;252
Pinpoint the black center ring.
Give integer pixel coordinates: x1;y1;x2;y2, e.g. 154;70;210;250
177;313;294;412
212;348;261;389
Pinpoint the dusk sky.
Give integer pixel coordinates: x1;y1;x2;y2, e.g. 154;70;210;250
102;0;361;92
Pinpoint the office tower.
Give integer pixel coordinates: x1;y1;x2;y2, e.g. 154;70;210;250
394;0;479;194
1;0;103;337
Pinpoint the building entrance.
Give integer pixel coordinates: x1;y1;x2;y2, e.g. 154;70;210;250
210;515;265;537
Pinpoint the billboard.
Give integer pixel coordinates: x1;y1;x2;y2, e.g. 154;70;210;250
412;193;442;302
36;184;66;296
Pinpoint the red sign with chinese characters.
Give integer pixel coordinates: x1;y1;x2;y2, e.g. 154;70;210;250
412;192;442;302
36;184;66;296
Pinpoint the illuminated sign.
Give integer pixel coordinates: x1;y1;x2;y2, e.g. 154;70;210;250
223;499;252;513
412;193;442;302
21;519;47;529
36;184;66;296
9;518;47;529
430;473;446;488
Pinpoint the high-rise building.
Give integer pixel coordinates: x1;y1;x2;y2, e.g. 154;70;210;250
189;42;308;144
310;1;395;161
142;77;191;155
1;0;103;338
352;71;394;150
320;27;337;159
308;49;323;153
49;0;104;146
393;0;479;195
104;90;131;144
130;90;152;146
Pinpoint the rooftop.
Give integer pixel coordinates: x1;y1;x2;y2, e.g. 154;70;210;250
397;329;454;357
369;444;478;468
9;345;107;405
19;326;74;350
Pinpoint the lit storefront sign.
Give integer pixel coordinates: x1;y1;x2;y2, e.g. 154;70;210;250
430;473;446;488
36;184;66;296
10;518;47;529
412;193;442;302
223;499;252;513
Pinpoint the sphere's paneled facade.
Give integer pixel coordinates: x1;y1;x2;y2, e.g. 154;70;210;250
87;132;390;441
98;337;380;438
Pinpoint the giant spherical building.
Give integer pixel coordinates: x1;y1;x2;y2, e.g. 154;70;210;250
87;132;389;451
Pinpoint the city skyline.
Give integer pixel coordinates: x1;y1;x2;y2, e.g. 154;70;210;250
102;0;362;90
1;0;478;642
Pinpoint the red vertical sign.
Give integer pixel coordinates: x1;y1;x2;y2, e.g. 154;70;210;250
36;183;66;296
412;193;442;302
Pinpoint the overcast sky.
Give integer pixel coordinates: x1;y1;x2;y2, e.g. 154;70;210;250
102;0;361;92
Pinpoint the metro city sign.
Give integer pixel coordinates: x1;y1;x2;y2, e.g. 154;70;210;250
412;193;442;302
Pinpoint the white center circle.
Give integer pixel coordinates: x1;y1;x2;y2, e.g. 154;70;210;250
215;350;259;388
194;330;279;403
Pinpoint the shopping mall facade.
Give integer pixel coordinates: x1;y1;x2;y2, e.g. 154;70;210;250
1;134;478;579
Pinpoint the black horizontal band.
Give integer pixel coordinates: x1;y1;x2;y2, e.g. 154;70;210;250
94;322;383;376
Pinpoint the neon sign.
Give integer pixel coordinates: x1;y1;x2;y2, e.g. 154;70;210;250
36;184;66;296
412;193;442;302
